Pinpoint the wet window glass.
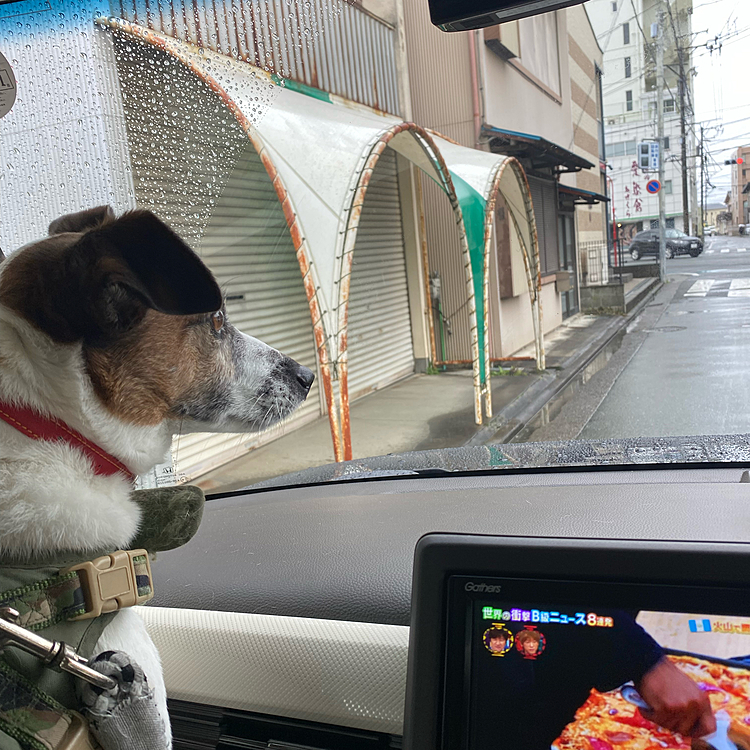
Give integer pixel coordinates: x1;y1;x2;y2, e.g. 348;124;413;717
0;0;748;492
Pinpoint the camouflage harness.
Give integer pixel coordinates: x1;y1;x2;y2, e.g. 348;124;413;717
0;550;154;750
0;485;205;750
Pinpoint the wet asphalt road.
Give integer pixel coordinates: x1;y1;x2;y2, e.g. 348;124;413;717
579;235;750;440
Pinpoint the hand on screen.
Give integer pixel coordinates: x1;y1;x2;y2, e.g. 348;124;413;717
635;657;716;738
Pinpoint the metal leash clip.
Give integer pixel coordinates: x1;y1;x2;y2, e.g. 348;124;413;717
0;606;117;691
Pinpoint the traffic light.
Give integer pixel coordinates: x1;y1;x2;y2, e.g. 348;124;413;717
725;157;745;165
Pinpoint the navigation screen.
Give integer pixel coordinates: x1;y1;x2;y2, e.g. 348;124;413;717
467;599;750;749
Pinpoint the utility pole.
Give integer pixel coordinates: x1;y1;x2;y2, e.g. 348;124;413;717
668;0;691;235
698;125;706;240
678;68;690;234
656;3;667;283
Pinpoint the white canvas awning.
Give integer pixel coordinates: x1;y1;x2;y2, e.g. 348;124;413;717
99;18;542;461
428;133;545;392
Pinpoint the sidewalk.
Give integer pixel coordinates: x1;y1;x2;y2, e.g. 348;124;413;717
195;285;659;492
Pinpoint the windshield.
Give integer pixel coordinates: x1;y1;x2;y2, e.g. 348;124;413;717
1;0;748;492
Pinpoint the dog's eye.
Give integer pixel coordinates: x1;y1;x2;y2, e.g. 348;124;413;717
211;310;225;332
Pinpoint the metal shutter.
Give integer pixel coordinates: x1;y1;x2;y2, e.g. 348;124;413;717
347;148;414;401
172;141;323;479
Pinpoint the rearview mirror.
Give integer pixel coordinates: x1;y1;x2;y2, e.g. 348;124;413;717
428;0;587;31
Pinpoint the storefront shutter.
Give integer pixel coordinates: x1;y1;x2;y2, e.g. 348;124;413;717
347;148;415;400
172;141;323;479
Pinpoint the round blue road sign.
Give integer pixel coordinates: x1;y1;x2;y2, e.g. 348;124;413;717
646;179;661;194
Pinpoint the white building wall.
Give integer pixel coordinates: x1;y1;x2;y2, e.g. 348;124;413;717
587;0;695;235
497;280;563;357
480;10;574;150
605;115;689;231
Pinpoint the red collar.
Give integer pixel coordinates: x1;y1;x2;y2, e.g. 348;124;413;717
0;400;136;483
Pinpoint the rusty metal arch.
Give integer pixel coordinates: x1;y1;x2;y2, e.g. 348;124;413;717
483;156;545;379
98;17;345;460
335;122;482;459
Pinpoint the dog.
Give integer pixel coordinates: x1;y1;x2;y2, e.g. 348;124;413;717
0;205;315;745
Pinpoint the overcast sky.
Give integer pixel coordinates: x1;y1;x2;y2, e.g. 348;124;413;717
692;0;750;204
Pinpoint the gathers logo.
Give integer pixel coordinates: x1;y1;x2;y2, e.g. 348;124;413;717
465;581;503;593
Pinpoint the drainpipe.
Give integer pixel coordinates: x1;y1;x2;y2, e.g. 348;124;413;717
468;30;482;147
394;0;413;121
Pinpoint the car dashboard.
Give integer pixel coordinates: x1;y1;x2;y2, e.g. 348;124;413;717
138;464;750;748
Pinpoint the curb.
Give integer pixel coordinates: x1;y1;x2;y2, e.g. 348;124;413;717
465;279;663;447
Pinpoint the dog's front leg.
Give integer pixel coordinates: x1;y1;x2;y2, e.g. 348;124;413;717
93;608;172;748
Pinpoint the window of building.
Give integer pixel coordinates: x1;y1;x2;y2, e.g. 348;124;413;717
623;22;630;44
528;177;559;276
664;180;673;194
610;140;637;156
518;13;560;95
664;99;675;113
624;57;631;78
666;217;675;228
664;136;670;150
626;90;633;111
650;219;659;229
612;1;617;10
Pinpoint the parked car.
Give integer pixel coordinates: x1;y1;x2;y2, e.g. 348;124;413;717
629;228;704;260
704;225;718;236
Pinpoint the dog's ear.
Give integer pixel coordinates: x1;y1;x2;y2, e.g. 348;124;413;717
48;205;115;235
87;210;223;318
0;209;222;344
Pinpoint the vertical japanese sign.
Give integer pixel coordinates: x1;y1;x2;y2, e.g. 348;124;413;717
632;161;643;216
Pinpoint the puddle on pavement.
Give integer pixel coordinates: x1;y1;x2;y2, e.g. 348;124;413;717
642;325;687;333
506;330;626;444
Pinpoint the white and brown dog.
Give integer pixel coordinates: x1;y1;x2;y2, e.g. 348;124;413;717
0;205;315;744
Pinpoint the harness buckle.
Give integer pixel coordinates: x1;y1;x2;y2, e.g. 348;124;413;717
58;711;101;750
62;550;154;620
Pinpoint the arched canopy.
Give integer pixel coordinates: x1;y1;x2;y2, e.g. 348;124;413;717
99;18;484;456
427;133;545;399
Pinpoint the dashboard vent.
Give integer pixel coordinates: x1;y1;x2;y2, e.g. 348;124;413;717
170;700;401;750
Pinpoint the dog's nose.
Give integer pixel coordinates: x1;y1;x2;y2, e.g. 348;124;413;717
295;365;315;393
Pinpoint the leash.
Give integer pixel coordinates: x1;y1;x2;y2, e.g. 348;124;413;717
0;401;135;483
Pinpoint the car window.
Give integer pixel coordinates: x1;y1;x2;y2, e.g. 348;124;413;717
0;0;747;493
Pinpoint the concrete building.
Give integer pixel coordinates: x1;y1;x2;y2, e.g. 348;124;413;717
704;202;729;233
729;145;750;226
565;4;610;287
403;0;608;363
588;0;697;240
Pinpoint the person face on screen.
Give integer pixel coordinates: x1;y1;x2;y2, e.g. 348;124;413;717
516;629;543;659
488;634;507;653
